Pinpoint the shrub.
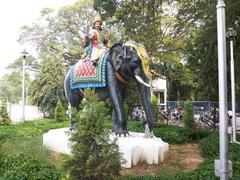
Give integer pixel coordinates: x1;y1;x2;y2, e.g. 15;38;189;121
151;94;160;122
199;132;219;159
153;124;190;144
54;100;67;122
126;121;210;144
199;133;240;179
183;101;195;131
0;101;11;125
200;132;240;159
64;89;121;179
128;120;145;132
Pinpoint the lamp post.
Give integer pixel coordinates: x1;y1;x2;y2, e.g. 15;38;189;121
226;28;238;144
215;1;232;179
21;49;28;122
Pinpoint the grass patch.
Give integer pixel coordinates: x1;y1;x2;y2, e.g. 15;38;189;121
0;136;51;164
0;119;69;142
1;118;239;179
0;118;69;179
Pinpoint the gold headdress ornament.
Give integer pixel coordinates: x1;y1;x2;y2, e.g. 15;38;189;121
93;15;102;25
124;41;152;78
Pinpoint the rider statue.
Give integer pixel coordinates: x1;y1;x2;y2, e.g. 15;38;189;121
79;16;109;63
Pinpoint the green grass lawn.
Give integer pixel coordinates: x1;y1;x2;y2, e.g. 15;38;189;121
0;119;239;179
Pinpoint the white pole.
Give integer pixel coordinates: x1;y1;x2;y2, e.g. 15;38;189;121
164;89;167;111
21;49;28;122
230;39;239;143
216;0;230;179
22;56;26;122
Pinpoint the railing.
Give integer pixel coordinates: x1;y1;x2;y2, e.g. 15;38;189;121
130;101;240;130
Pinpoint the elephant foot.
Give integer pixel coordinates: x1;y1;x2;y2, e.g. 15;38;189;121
144;123;155;138
111;124;117;133
112;127;116;133
143;131;155;138
69;122;77;131
115;128;129;137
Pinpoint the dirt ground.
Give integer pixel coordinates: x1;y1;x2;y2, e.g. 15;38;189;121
120;143;204;176
49;143;203;177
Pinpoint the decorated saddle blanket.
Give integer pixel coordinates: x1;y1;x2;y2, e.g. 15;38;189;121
70;51;108;89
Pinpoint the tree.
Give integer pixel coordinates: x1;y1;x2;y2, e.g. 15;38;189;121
0;72;23;103
178;0;240;101
30;54;67;117
94;0;191;59
0;54;36;104
18;0;116;68
16;0;125;117
64;90;121;179
151;94;159;122
124;81;141;118
54;100;67;122
183;100;195;131
6;55;40;74
93;0;196;100
0;101;11;125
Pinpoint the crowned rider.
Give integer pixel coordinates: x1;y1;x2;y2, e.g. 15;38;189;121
80;16;109;62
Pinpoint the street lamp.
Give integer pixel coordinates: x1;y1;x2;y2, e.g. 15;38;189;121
21;49;28;122
215;1;232;179
226;28;239;144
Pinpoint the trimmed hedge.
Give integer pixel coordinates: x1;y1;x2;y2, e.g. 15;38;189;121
200;132;240;159
127;121;210;144
54;100;68;122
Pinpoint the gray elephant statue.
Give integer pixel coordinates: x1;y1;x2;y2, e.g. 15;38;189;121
64;40;154;137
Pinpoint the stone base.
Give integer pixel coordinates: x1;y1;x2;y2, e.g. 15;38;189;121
43;128;169;168
43;128;71;154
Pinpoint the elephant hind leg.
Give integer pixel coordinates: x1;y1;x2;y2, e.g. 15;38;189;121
68;89;84;131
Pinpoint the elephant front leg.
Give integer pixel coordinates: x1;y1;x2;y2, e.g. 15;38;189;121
69;108;78;131
107;62;128;136
138;82;155;138
111;110;117;133
110;97;128;137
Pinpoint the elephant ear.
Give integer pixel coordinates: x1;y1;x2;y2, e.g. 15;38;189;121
115;49;123;71
116;46;131;71
123;46;131;60
110;43;124;71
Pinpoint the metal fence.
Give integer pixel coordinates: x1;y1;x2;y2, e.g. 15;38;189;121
131;101;240;130
167;101;240;112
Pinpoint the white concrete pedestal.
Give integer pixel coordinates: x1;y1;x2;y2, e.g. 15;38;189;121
43;128;169;168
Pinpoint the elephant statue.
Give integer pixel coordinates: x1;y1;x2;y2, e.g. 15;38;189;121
64;40;154;138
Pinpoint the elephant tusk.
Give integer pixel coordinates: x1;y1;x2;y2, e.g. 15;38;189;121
135;75;151;87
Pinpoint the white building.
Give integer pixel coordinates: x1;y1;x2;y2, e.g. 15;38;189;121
7;103;43;123
151;77;167;109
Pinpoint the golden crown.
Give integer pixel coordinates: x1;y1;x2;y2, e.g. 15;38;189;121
93;15;102;24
